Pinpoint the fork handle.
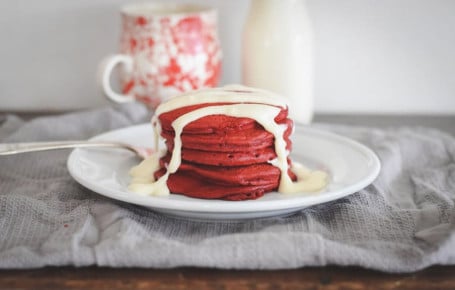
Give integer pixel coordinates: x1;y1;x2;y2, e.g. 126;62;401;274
0;141;121;155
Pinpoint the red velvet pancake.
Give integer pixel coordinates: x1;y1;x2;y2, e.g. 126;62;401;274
161;118;293;153
158;102;290;133
158;155;295;185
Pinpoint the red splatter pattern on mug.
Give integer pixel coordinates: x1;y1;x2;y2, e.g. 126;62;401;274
100;3;222;109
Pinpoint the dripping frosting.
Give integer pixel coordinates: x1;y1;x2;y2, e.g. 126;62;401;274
129;85;327;197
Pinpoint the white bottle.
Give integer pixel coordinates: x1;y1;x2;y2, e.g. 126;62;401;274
242;0;314;124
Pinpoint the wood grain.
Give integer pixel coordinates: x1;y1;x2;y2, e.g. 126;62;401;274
1;266;455;290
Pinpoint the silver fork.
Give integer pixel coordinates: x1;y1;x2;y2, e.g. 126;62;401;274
0;141;152;159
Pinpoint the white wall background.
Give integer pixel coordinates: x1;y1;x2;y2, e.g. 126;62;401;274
1;0;454;114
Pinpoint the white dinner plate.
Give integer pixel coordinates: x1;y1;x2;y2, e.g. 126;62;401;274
67;124;380;220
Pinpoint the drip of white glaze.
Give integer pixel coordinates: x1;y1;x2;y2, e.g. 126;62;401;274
288;162;328;193
128;149;167;195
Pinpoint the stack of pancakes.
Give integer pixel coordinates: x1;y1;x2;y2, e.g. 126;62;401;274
154;102;296;200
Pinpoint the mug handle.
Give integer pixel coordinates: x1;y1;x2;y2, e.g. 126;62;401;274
99;54;135;103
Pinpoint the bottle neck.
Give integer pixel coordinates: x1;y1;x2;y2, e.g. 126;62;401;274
250;0;303;15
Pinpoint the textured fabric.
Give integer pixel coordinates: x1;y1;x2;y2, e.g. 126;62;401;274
0;104;454;272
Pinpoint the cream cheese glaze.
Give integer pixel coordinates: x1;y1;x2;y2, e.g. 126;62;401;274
129;85;328;197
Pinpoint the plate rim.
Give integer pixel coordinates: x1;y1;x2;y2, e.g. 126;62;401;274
67;124;381;213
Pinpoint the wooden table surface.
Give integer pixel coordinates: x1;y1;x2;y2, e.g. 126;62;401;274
1;113;454;290
1;266;455;290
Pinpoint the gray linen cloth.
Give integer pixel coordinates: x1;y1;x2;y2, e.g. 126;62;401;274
0;104;454;272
